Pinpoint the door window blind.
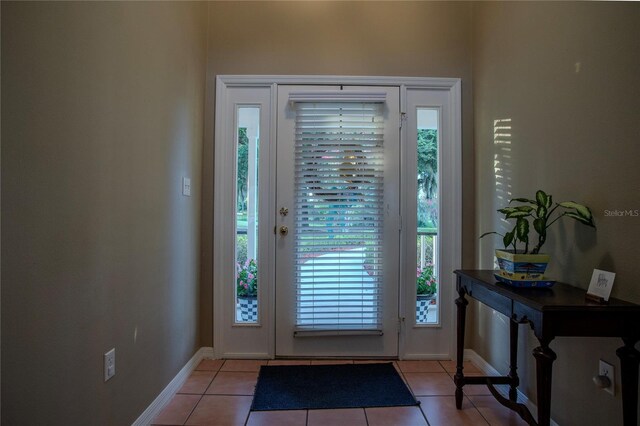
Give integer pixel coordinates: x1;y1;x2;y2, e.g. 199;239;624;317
293;101;385;332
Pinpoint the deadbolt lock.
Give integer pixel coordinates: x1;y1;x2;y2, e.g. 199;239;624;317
279;207;289;216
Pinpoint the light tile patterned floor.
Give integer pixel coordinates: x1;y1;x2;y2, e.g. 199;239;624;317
151;359;528;426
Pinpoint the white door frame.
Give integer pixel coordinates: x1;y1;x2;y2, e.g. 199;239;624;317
213;75;461;359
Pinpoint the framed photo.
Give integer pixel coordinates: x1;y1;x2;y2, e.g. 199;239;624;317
587;269;616;302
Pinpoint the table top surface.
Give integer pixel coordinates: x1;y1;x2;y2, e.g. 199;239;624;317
455;270;640;312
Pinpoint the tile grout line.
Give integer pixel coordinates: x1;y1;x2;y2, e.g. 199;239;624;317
183;360;226;426
202;392;256;397
420;365;445;426
208;359;493;426
440;359;494;426
242;403;251;426
238;360;261;426
181;393;206;426
465;395;493;426
396;362;432;426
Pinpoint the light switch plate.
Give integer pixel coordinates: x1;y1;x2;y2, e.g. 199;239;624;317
182;177;191;196
104;348;115;382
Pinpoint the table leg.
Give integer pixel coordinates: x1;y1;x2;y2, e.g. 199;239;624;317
508;319;520;402
616;337;640;426
454;286;468;409
533;342;556;426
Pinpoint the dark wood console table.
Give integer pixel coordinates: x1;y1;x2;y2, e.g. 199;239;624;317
454;270;640;426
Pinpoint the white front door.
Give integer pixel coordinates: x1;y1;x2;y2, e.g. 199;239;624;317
274;85;401;357
213;76;461;361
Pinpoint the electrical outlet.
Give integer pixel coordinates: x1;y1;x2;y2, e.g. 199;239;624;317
599;359;614;395
104;348;115;382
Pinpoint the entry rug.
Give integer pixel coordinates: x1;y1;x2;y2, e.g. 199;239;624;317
250;362;419;411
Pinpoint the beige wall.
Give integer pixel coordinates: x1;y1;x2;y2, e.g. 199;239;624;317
200;0;475;346
1;2;207;424
472;3;640;425
6;2;637;423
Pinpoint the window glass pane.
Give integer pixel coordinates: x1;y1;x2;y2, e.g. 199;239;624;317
416;109;438;324
236;107;260;323
294;102;384;331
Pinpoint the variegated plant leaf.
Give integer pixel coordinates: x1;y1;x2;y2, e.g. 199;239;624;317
510;197;535;204
559;201;593;220
503;230;515;248
506;211;532;219
516;218;529;242
536;190;549;208
533;217;546;235
564;211;596;227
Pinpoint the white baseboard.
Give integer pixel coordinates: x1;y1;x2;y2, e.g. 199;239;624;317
464;349;559;426
132;347;214;426
218;352;270;359
402;353;452;360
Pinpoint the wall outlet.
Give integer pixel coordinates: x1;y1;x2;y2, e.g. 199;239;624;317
599;359;614;395
104;348;115;382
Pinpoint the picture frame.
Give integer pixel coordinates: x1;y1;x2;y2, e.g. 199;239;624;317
586;269;616;303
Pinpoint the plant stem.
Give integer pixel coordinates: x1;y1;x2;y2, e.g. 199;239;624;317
544;204;562;226
532;234;545;254
545;212;566;229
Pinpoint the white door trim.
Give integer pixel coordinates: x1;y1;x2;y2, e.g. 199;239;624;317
213;76;461;359
218;75;460;89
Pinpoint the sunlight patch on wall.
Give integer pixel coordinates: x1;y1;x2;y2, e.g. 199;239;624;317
493;118;512;204
492;118;513;266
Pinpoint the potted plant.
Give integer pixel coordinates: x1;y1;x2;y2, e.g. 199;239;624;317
416;264;437;322
481;190;595;283
236;259;258;321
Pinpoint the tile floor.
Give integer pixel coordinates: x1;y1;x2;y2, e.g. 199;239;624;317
151;359;528;426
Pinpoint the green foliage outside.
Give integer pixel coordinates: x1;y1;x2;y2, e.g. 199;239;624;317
236;235;248;264
234;126;441;298
416;129;438;297
417;129;438;229
237;127;249;212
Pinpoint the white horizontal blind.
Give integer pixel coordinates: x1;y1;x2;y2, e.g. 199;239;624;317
294;102;384;332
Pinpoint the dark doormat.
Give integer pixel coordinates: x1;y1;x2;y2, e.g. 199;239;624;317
250;362;419;411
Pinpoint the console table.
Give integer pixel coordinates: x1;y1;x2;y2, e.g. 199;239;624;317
454;270;640;426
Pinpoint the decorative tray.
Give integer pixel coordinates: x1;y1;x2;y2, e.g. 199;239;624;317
493;272;555;288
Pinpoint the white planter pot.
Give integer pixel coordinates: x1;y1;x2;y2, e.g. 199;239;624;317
238;296;258;322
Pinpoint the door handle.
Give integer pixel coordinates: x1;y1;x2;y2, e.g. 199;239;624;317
279;226;289;236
